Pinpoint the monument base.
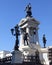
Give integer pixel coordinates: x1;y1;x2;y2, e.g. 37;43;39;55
11;50;23;64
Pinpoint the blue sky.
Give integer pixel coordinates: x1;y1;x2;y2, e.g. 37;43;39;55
0;0;52;51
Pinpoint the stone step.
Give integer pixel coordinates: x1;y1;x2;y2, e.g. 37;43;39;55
0;62;43;65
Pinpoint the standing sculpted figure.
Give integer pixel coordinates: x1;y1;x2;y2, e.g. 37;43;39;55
43;34;47;48
23;32;29;45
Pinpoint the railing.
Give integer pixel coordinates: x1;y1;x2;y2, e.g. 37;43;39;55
24;55;35;62
0;56;12;63
23;55;41;63
0;54;41;64
0;55;42;65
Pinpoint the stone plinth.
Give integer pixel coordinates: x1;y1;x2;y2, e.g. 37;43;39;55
11;50;23;64
19;17;40;49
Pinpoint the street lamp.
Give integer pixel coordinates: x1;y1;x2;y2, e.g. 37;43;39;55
11;24;20;50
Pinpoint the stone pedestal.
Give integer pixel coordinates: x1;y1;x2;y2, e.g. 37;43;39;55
11;50;23;64
19;17;40;51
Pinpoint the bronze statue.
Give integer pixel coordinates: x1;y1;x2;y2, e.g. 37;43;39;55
23;32;29;45
25;3;32;17
43;34;47;48
11;24;20;50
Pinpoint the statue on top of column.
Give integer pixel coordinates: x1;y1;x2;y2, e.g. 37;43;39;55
25;3;32;17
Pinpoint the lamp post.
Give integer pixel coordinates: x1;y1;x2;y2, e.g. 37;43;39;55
11;24;20;50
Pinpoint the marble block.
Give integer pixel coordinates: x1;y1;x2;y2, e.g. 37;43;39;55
11;50;23;64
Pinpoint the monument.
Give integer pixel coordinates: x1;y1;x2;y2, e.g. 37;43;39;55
19;3;43;64
11;3;44;65
19;3;40;50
